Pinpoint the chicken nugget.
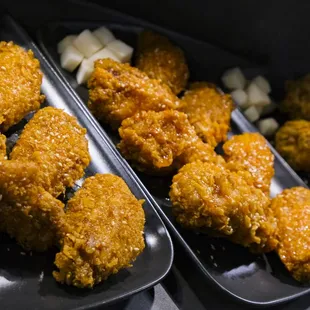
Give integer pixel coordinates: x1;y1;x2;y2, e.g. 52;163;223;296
170;161;277;253
53;174;145;288
271;187;310;282
275;120;310;172
88;59;182;129
0;41;44;132
10;107;90;197
223;133;274;194
180;82;234;147
0;134;6;159
136;30;189;95
0;160;65;251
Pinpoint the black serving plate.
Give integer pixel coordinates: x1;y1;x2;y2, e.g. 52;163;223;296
0;15;173;310
37;17;309;306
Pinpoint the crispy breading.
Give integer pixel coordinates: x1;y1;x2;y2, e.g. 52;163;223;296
0;160;65;251
169;161;277;253
271;187;310;282
136;30;189;95
0;41;44;132
275;120;310;172
0;134;6;159
10;107;90;197
180;82;234;147
53;174;145;288
282;74;310;120
88;59;182;129
223;133;274;194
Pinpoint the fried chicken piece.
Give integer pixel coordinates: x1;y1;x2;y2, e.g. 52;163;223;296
53;174;145;288
170;161;277;253
0;134;6;159
88;59;182;129
223;133;274;194
0;160;65;251
271;187;310;282
275;120;310;172
0;41;44;132
10;107;90;197
136;30;189;95
180;82;234;147
282;74;310;120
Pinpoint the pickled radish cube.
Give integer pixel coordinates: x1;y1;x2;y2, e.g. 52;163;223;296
76;59;93;85
244;106;260;122
247;82;271;107
258;118;279;136
88;47;120;64
57;35;77;54
93;26;115;46
252;75;271;94
231;89;248;108
106;40;133;63
73;29;103;58
60;45;84;72
221;67;246;90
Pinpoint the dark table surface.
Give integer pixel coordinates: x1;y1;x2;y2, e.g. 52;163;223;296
2;0;309;309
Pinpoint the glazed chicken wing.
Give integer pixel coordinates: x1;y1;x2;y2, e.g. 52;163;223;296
180;82;234;147
88;59;181;129
170;161;277;253
0;41;44;132
275;120;310;172
0;134;6;159
53;174;145;288
223;133;274;194
271;187;310;282
0;160;65;251
10;107;90;197
136;30;189;95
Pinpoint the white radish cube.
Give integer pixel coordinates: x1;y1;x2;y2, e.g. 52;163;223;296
106;40;133;63
221;67;246;90
93;26;115;46
247;82;271;107
76;59;93;85
88;47;120;64
258;118;279;136
60;45;84;72
73;29;103;58
57;35;77;54
252;75;271;94
244;106;260;123
231;89;248;108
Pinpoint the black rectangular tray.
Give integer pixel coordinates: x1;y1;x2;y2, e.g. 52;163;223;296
37;16;310;306
0;14;173;310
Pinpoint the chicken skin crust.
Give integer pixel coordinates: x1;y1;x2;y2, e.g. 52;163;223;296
0;41;44;132
136;30;189;95
88;59;181;129
271;187;310;283
10;107;90;197
180;82;234;147
53;174;145;288
223;133;274;195
0;160;65;251
282;74;310;120
275;120;310;172
0;134;6;159
170;161;277;253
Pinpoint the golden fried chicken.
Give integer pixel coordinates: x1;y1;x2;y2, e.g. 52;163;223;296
0;160;65;251
180;82;234;147
136;30;189;95
0;41;44;132
88;59;182;129
275;120;310;172
282;74;310;120
53;174;145;288
223;133;274;195
118;110;198;174
10;107;90;197
0;134;6;159
170;161;277;253
271;187;310;282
